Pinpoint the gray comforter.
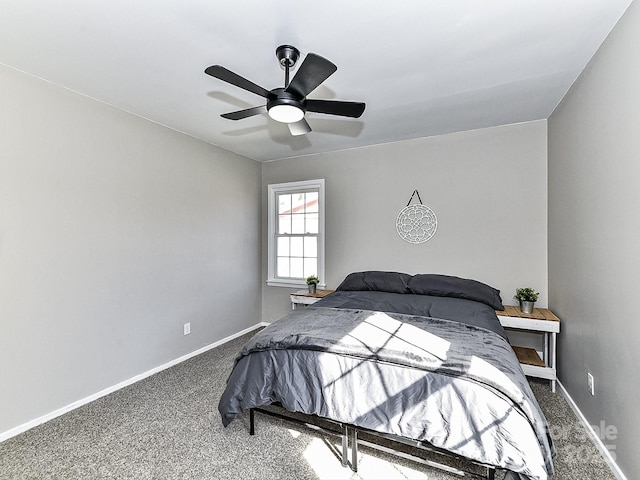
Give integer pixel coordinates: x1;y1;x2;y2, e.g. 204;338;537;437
219;297;555;480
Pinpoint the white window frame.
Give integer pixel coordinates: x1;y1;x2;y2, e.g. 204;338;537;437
267;179;325;288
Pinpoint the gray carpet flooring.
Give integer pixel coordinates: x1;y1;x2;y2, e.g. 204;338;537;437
0;330;616;479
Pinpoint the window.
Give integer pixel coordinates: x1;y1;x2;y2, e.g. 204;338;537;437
267;179;325;287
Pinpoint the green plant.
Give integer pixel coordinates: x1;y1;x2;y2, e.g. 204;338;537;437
514;287;539;302
305;275;319;285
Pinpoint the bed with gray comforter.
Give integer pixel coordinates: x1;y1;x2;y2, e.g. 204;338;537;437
218;272;555;480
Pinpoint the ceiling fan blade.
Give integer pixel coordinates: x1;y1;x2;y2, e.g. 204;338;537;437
288;118;312;136
285;53;337;98
205;65;271;98
305;99;366;118
221;105;267;120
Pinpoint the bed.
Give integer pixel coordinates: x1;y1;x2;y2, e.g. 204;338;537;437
219;272;555;480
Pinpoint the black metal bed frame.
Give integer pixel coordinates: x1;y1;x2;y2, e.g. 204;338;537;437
249;406;496;480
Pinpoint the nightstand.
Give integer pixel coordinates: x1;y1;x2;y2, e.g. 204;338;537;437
290;289;335;309
496;305;561;392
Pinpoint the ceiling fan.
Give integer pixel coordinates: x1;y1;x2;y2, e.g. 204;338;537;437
205;45;366;136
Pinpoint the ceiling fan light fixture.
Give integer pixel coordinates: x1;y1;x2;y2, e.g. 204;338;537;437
268;104;304;124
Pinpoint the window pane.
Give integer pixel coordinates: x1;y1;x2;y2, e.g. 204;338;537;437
291;193;306;212
290;237;303;257
304;237;317;257
276;257;289;277
291;214;305;234
304;258;317;278
278;194;291;214
305;213;318;234
278;214;291;234
305;191;319;213
290;258;304;278
277;237;289;256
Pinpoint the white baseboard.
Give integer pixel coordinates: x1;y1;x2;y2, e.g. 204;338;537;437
0;323;267;443
557;380;627;480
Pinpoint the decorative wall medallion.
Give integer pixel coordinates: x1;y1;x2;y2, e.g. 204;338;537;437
396;190;438;244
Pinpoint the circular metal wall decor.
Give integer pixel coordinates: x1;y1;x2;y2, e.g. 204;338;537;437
396;190;438;244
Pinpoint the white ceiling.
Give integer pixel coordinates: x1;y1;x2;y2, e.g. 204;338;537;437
0;1;633;162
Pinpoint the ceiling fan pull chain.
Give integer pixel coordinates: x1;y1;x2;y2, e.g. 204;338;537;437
406;189;423;206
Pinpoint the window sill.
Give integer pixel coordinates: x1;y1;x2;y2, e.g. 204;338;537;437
267;279;326;289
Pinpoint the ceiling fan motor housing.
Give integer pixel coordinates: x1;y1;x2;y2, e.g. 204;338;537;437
267;89;305;110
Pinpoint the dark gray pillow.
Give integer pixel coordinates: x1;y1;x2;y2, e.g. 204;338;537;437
408;274;504;310
336;271;411;294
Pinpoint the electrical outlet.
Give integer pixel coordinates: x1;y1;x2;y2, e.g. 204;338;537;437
184;323;191;336
587;372;595;396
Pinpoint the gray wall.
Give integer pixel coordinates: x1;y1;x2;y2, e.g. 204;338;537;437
262;121;548;322
0;65;262;435
548;1;640;478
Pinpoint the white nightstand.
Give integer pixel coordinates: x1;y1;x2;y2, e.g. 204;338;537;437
290;289;335;309
497;305;561;392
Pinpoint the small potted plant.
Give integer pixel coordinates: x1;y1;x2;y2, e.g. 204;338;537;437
306;275;319;294
514;287;540;314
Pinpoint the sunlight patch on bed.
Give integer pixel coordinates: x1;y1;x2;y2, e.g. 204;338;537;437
348;311;451;362
316;352;427;406
468;355;521;395
302;437;429;480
